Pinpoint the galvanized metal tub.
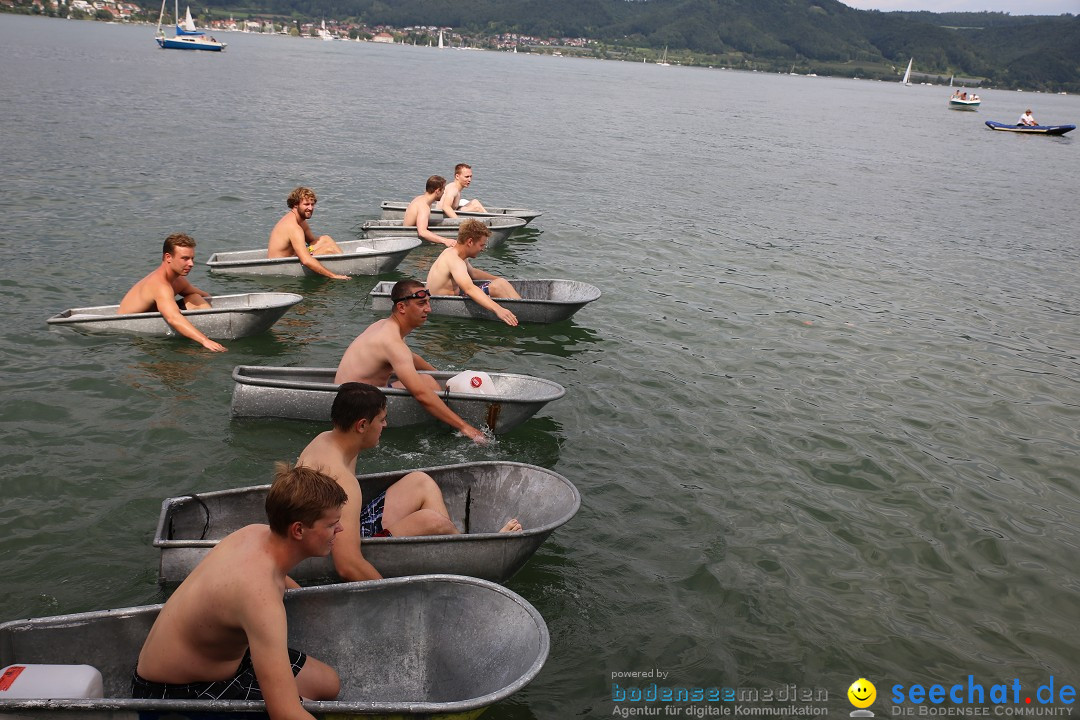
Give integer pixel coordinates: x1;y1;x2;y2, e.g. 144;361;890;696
44;293;302;340
0;575;548;719
378;200;542;224
369;279;600;323
359;216;527;248
155;461;580;585
205;237;420;277
230;365;565;432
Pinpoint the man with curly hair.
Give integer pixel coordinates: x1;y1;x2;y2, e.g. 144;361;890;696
268;186;348;280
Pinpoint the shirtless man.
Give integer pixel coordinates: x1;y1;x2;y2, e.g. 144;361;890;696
268;187;349;280
298;382;520;581
132;464;343;712
403;175;455;247
334;279;487;443
440;163;487;218
426;219;520;327
117;233;226;352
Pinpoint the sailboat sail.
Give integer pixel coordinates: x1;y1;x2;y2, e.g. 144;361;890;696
176;6;203;35
438;29;444;49
902;58;913;85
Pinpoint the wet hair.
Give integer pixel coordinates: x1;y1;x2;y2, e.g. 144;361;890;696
162;233;196;256
457;219;491;244
331;382;386;430
426;175;446;193
454;163;472;176
287;186;317;209
265;462;347;536
390;278;426;305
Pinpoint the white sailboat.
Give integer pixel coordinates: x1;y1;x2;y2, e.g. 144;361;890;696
320;19;333;41
902;57;913;86
438;29;444;49
658;45;670;66
155;0;226;50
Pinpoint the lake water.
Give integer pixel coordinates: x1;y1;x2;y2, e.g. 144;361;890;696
1;13;1079;717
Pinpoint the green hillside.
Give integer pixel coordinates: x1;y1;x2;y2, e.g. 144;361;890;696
10;0;1078;90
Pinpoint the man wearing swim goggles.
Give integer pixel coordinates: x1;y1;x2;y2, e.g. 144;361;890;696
334;279;488;444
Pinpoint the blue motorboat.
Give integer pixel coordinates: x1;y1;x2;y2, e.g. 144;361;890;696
985;120;1074;136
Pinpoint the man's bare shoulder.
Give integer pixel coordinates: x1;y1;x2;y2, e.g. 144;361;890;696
119;269;168;313
210;524;271;559
427;251;458;293
298;434;355;485
268;212;302;255
178;525;278;596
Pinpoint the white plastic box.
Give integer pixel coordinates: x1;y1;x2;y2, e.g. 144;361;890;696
0;664;104;699
445;370;496;395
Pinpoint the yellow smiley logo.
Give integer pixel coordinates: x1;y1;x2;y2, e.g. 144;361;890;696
848;678;876;709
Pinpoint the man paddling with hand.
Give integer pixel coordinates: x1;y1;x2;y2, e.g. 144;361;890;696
334;279;489;444
118;232;226;352
426;219;520;327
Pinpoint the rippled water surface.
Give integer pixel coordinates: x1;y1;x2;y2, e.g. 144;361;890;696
2;14;1079;716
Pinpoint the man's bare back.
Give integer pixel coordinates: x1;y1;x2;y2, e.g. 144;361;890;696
118;266;208;315
425;248;476;296
401;194;432;229
334;318;401;386
403;178;455;247
136;525;283;684
268;210;307;258
133;466;343;712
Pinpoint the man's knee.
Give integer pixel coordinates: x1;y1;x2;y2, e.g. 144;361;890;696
489;278;518;298
184;294;211;309
313;236;341;254
297;656;339;700
391;472;441;502
411;508;458;535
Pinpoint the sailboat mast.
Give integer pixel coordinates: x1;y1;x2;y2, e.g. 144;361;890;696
155;0;166;33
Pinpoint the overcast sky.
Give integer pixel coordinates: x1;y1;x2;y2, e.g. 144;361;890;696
839;0;1078;14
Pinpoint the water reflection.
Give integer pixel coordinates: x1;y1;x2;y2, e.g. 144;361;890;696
417;319;603;365
126;340;224;395
227;406;564;471
486;227;544;265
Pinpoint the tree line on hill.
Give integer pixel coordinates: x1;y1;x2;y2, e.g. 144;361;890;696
7;0;1077;90
207;0;1078;90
